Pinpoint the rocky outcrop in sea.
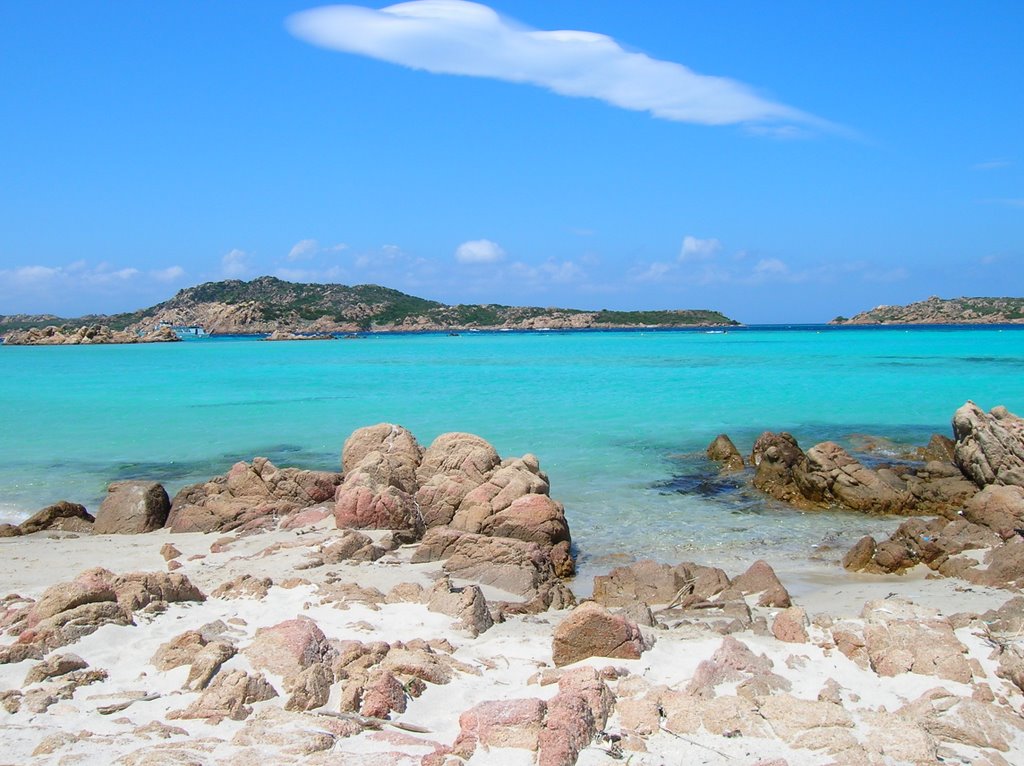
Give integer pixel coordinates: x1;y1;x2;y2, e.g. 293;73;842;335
1;325;180;345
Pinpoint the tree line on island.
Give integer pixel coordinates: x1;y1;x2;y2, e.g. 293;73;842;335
0;276;738;341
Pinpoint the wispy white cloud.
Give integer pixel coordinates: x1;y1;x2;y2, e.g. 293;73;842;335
221;248;251;278
287;238;319;261
455;238;506;264
632;237;907;289
287;238;349;261
752;257;788;277
288;1;831;131
679;235;722;261
972;159;1012;171
981;198;1024;208
507;258;586;285
633;261;675;283
0;261;189;314
152;265;185;282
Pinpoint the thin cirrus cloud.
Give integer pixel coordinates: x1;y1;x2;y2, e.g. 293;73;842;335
287;1;831;131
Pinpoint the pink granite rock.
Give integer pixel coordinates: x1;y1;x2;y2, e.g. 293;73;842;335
452;698;547;757
551;601;648;667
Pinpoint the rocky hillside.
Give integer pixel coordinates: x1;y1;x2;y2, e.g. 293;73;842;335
2;276;739;335
832;296;1024;325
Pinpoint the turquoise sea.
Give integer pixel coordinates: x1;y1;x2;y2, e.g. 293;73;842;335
1;326;1022;582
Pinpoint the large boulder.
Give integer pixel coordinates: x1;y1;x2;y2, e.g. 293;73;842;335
953;401;1024;488
341;423;422;489
450;455;550;533
750;432;813;507
334;424;425;532
551;601;649;666
415;433;501;528
482;493;570;549
412;528;564;599
94;481;170;534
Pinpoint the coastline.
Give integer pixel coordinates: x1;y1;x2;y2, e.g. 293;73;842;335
1;494;1021;763
1;410;1023;762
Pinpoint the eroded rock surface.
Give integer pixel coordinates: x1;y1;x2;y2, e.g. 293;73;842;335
167;457;342;533
953;401;1024;488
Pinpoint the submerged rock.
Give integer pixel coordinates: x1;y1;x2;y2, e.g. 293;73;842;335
706;434;745;472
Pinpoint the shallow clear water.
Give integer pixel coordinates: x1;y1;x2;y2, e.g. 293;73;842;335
1;326;1021;579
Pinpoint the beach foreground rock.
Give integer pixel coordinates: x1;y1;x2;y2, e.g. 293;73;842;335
94;481;170;534
4;419;1024;764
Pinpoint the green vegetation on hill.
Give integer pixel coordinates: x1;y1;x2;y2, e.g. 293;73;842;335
832;296;1024;325
592;309;739;326
1;276;739;334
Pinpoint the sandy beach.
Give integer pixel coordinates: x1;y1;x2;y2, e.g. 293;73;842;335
2;415;1024;766
0;514;1019;766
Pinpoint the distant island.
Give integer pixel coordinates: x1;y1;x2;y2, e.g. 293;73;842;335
831;296;1024;325
0;276;738;339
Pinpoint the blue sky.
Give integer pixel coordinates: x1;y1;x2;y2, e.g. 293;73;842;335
1;1;1021;323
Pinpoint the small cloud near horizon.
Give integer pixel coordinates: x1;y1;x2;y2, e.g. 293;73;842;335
0;261;189;314
287;1;835;133
455;238;506;264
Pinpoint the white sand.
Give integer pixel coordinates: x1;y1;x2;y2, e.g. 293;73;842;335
0;524;1021;765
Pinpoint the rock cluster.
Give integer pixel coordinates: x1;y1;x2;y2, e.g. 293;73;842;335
263;330;335;341
167;457;343;533
707;401;1022;528
591;557;791;635
1;567;204;661
2;325;179;345
740;432;977;516
334;424;574;579
842;404;1024;588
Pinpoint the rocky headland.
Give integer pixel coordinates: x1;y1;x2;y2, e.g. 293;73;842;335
1;418;1023;764
832;296;1024;325
0;276;739;340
